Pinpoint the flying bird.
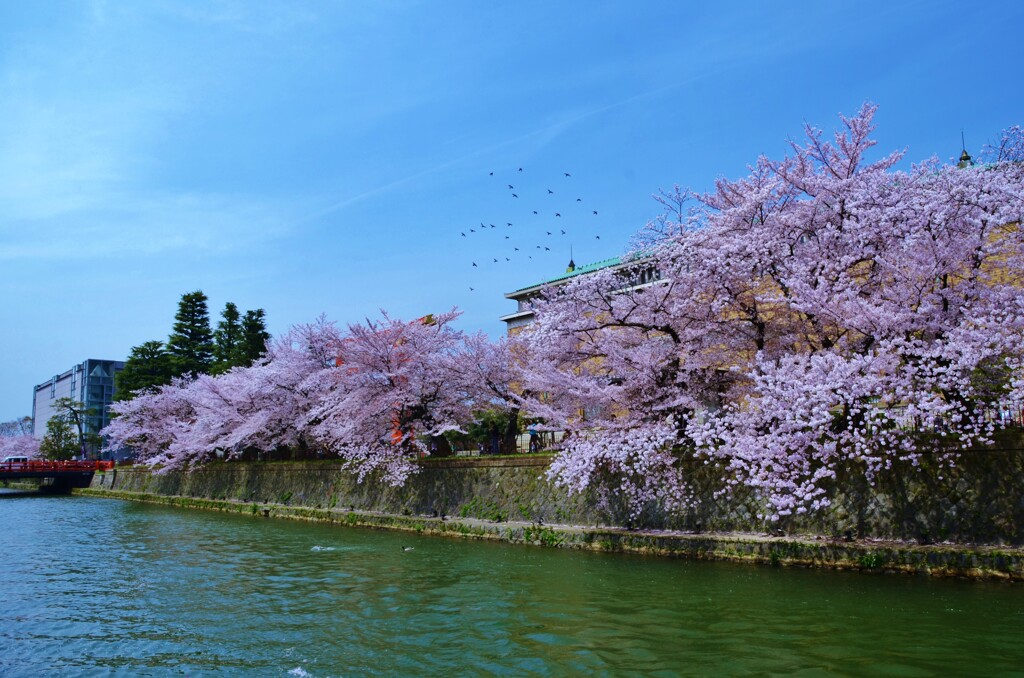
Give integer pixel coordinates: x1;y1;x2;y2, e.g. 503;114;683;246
493;258;498;263
512;193;518;198
593;210;598;215
470;228;476;233
489;171;493;176
508;184;514;189
544;246;550;251
514;247;519;251
472;262;478;267
561;230;566;235
470;287;474;291
547;189;554;194
461;232;466;237
505;257;510;261
564;172;571;177
595;235;601;240
518;167;523;172
576;198;582;202
546;231;552;235
505;235;510;239
532;210;538;215
555;213;561;217
506;222;513;226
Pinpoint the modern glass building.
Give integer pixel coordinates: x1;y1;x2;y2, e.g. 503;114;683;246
31;359;125;454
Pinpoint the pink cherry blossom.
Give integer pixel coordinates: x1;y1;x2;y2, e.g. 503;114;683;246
521;104;1024;519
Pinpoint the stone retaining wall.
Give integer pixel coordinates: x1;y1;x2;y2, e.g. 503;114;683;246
90;456;602;524
76;487;1024;580
89;438;1024;545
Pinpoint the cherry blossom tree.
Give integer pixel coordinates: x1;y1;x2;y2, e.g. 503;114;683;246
105;311;475;481
189;316;340;458
100;105;1023;524
447;332;526;454
103;376;198;469
305;310;468;484
105;317;340;470
0;416;40;459
522;104;1024;520
982;125;1024;163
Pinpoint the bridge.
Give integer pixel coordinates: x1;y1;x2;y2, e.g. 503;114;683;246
0;460;115;494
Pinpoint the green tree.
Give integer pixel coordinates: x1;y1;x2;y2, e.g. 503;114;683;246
236;308;271;367
39;416;78;460
445;409;522;455
212;302;242;374
39;399;99;459
115;340;175;400
167;290;215;376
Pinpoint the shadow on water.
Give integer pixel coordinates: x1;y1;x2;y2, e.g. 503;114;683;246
0;487;43;498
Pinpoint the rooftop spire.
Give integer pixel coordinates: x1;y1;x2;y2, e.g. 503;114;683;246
566;244;576;273
958;130;974;168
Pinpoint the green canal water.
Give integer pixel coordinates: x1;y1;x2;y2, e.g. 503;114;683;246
1;491;1023;676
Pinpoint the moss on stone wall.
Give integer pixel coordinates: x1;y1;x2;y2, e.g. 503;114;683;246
90;438;1024;546
77;485;1024;580
91;459;605;527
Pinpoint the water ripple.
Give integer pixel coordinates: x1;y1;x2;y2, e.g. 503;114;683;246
2;493;1023;676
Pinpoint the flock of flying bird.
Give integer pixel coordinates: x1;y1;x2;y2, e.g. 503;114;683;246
463;167;603;291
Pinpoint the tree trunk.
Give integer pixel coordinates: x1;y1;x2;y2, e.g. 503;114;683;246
429;435;453;458
501;408;521;454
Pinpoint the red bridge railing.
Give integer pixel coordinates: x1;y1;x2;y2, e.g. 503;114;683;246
0;460;115;474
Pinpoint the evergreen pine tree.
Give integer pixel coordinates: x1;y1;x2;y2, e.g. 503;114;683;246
212;302;242;374
115;341;174;400
236;308;271;367
166;290;215;377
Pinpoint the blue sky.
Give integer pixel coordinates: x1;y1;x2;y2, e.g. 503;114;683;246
2;0;1022;421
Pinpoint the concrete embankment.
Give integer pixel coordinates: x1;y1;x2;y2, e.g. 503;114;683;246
77;458;1024;580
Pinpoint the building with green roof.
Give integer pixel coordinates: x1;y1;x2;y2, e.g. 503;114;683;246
500;253;658;333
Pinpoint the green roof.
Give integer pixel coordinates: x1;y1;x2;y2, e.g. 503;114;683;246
511;256;624;294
